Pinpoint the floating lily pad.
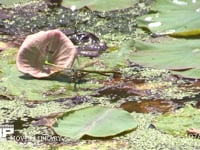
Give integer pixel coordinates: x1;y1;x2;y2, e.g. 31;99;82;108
172;69;200;79
133;38;200;79
52;106;137;139
73;40;134;72
0;48;102;100
16;29;77;78
0;0;32;7
137;0;200;36
62;0;137;11
99;40;134;68
153;105;200;137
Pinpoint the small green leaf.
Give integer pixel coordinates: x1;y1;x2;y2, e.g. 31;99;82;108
52;106;137;139
99;40;134;69
137;0;200;35
153;105;200;137
62;0;137;11
133;38;200;79
0;0;31;6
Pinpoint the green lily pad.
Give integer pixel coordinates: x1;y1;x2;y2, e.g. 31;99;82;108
137;0;200;35
72;40;134;74
0;40;134;100
172;69;200;79
52;106;137;139
99;40;134;68
133;38;200;79
0;49;101;100
0;0;32;7
62;0;137;11
153;105;200;137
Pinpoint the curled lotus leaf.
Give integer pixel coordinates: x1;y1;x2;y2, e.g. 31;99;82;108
16;29;77;78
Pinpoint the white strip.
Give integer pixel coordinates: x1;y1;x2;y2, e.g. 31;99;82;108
172;0;188;5
148;22;162;28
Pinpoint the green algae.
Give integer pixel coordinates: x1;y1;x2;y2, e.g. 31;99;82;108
123;112;200;150
0;0;153;47
153;105;200;137
2;111;200;150
0;0;33;7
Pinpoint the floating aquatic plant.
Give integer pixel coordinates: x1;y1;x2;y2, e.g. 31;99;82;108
16;29;77;78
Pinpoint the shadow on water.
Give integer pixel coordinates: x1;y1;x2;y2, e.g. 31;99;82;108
19;74;74;83
12;117;35;131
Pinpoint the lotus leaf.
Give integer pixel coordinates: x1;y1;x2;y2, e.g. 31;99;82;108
16;29;77;78
137;0;200;36
0;0;32;6
0;48;100;100
96;40;134;70
52;106;137;139
62;0;137;11
133;38;200;79
153;105;200;137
